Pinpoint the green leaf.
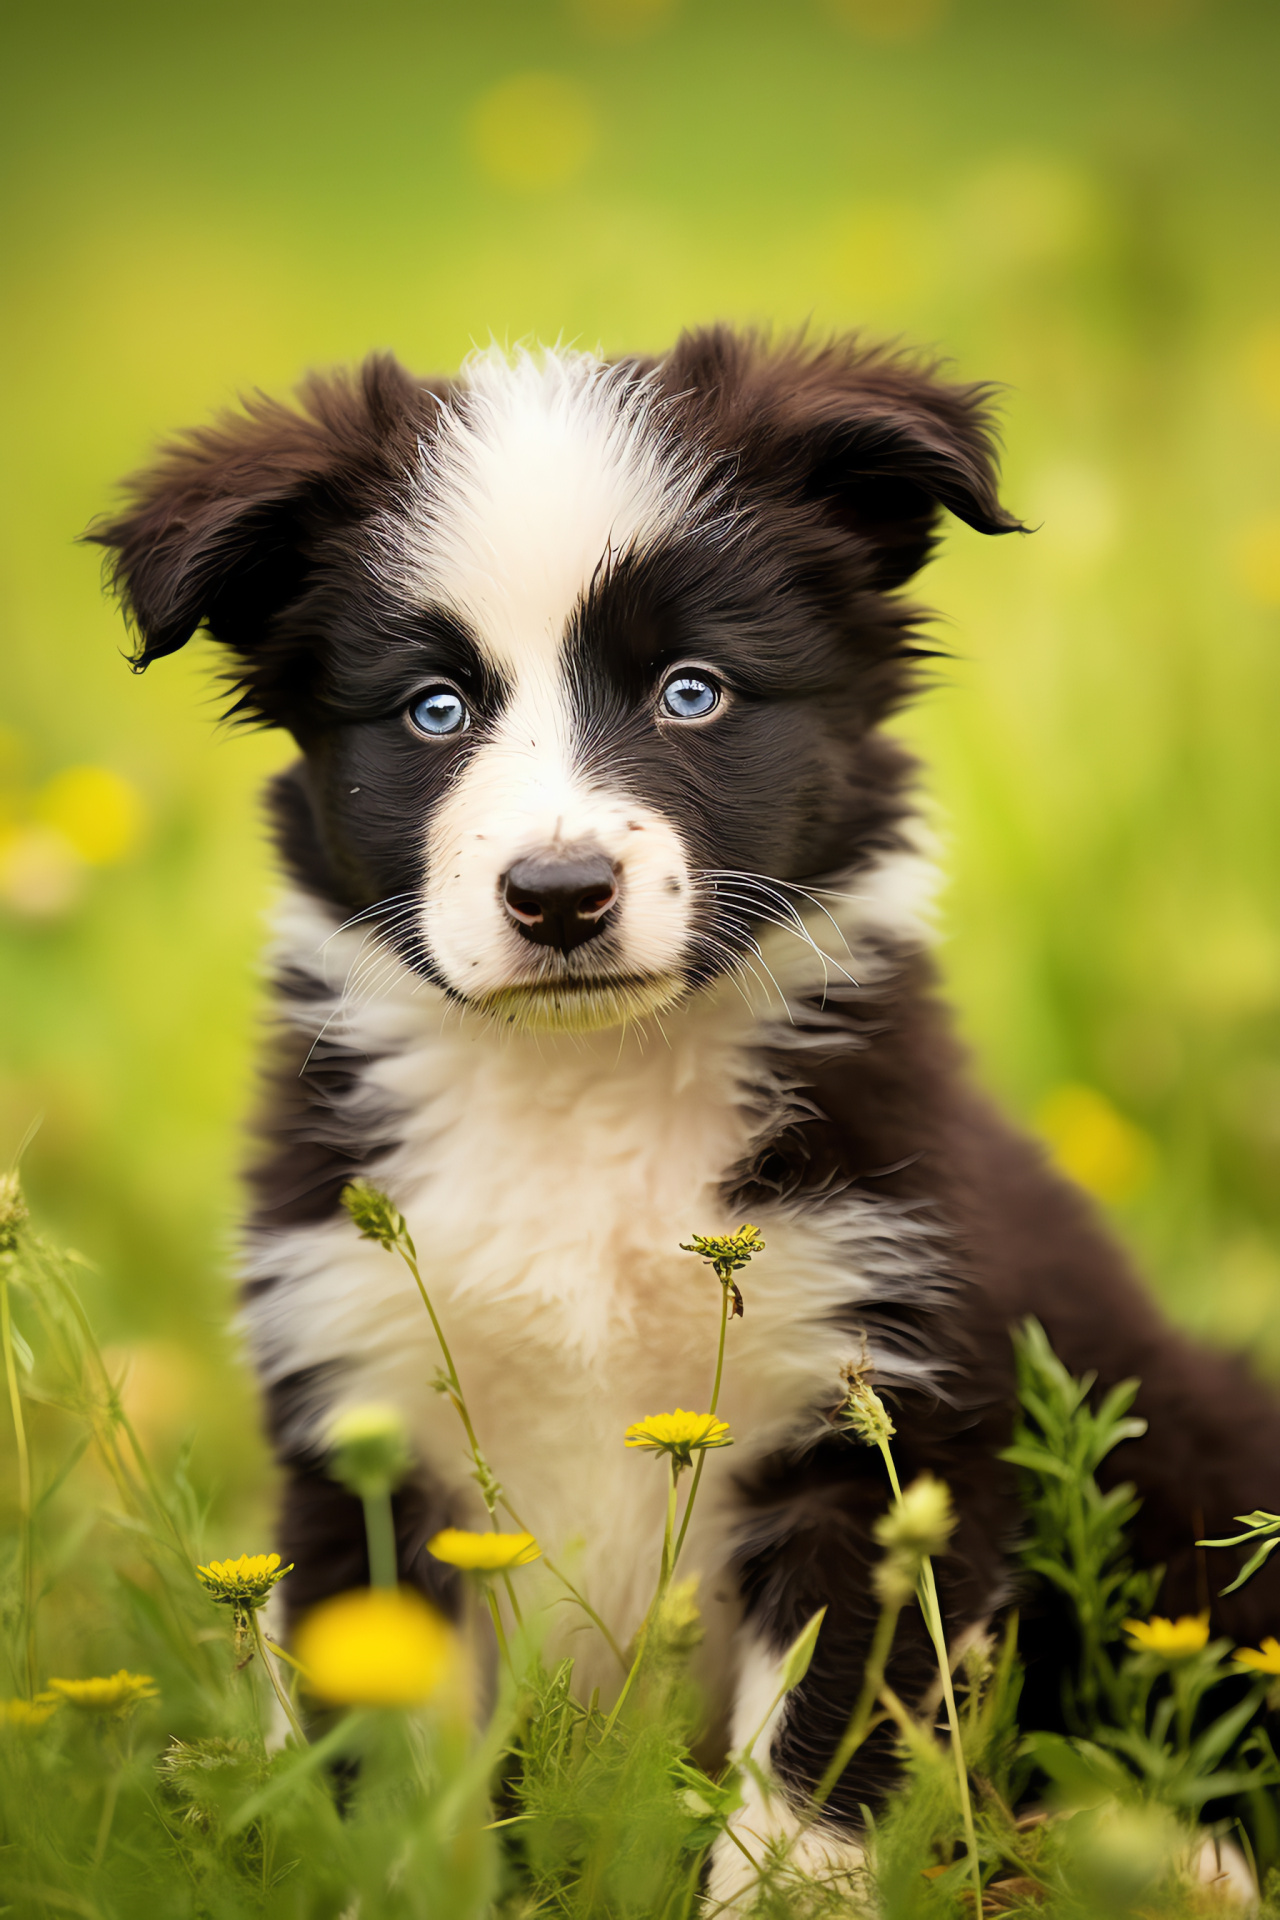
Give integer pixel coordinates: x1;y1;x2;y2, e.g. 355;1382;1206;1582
1220;1535;1280;1595
998;1444;1074;1479
1022;1732;1132;1807
780;1606;827;1692
1187;1685;1270;1773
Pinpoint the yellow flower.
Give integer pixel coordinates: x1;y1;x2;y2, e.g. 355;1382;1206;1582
427;1528;541;1572
196;1551;293;1611
46;1671;158;1717
1;1696;59;1730
1122;1612;1211;1659
624;1409;733;1470
1234;1636;1280;1675
294;1587;453;1707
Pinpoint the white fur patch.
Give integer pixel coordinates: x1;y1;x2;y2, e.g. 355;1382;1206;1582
384;343;705;675
246;851;940;1709
420;670;693;1003
368;345;718;1007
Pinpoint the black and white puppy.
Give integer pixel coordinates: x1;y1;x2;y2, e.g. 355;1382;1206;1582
95;330;1280;1890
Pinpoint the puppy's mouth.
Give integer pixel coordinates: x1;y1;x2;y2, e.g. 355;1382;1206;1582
470;972;686;1034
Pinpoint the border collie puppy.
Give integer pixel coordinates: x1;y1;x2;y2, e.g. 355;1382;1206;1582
95;330;1280;1889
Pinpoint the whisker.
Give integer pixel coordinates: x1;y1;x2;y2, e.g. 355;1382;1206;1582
698;873;862;989
698;886;860;992
319;891;420;948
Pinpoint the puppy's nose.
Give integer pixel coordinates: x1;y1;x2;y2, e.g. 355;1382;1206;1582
502;849;619;952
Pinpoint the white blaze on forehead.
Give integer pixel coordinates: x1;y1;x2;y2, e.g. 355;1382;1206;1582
390;344;701;673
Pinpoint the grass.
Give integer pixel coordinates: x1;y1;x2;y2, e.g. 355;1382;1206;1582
3;1;1280;1910
4;1177;1280;1918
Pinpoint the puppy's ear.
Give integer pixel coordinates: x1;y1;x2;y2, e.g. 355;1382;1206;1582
667;329;1024;589
89;354;423;708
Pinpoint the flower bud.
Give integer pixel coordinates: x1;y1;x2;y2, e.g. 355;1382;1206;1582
652;1576;705;1660
780;1606;827;1693
872;1474;955;1606
340;1180;406;1252
0;1172;28;1256
329;1403;412;1497
841;1372;895;1450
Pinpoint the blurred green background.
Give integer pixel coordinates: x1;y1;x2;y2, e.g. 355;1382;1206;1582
2;0;1279;1525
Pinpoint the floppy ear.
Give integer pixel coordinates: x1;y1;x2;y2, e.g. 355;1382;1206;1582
88;353;424;712
666;329;1023;589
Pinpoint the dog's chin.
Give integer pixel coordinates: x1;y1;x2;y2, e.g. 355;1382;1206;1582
469;973;688;1034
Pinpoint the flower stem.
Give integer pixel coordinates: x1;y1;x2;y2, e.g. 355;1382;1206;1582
385;1224;626;1668
660;1458;679;1592
248;1610;307;1746
501;1570;524;1631
0;1271;35;1697
484;1583;513;1676
871;1435;981;1918
600;1457;687;1743
360;1488;398;1591
92;1753;123;1867
812;1594;904;1807
670;1277;731;1574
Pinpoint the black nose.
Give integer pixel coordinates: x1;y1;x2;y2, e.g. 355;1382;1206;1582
502;849;619;952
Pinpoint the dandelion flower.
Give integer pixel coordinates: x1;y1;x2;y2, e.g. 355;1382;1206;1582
1235;1636;1280;1675
681;1225;764;1315
427;1528;541;1571
1123;1612;1210;1659
295;1587;452;1707
46;1671;158;1718
624;1410;733;1471
680;1225;766;1277
196;1552;293;1611
0;1696;59;1730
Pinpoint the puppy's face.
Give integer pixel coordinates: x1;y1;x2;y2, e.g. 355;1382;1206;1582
95;333;1017;1030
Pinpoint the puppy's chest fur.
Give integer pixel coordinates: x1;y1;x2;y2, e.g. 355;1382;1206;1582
245;898;921;1692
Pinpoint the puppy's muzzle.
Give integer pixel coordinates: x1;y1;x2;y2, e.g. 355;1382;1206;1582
502;847;619;954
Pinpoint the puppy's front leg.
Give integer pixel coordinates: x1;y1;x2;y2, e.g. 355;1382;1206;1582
708;1627;876;1914
710;1446;1009;1914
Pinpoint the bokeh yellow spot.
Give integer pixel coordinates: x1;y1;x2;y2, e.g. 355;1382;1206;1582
0;826;83;918
822;0;949;41
468;73;597;193
1036;1083;1154;1204
1230;513;1280;606
566;0;677;41
36;766;143;865
295;1586;453;1708
954;156;1097;273
1241;322;1280;424
822;201;936;310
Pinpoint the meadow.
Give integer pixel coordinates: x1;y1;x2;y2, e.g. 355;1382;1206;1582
2;0;1280;1909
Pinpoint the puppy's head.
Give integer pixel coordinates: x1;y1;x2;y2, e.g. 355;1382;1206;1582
93;331;1019;1031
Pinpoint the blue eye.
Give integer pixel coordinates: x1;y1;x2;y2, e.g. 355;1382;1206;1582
408;687;469;737
660;673;720;721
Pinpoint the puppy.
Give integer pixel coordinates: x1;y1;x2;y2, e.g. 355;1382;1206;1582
94;330;1280;1883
